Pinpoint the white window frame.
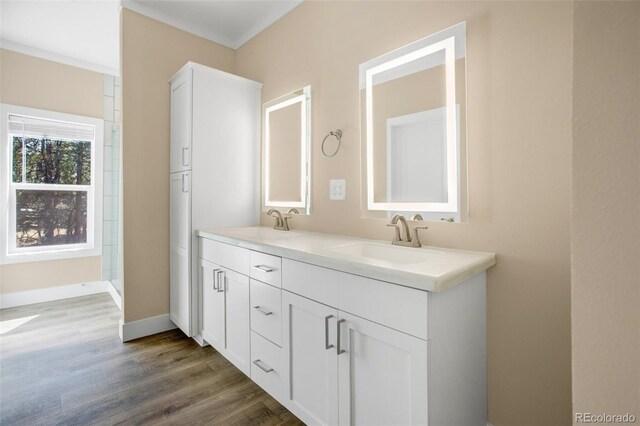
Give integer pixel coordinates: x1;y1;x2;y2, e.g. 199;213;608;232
0;104;103;264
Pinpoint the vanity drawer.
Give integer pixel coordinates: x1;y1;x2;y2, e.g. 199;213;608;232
250;279;282;346
200;238;249;275
338;273;429;340
282;259;339;307
250;331;284;401
249;251;282;287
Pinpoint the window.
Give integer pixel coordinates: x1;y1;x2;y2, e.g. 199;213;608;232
1;104;103;263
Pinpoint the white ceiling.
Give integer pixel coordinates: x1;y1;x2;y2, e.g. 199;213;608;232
0;0;302;76
122;0;302;49
1;0;121;75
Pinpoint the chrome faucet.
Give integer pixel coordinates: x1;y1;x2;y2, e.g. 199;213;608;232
267;208;297;231
386;214;428;247
267;208;286;230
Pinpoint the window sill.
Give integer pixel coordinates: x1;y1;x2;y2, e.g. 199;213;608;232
0;247;102;265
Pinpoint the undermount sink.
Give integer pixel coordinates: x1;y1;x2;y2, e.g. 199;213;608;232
321;241;445;265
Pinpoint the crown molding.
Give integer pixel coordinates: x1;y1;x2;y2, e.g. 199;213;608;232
122;0;302;50
234;1;302;49
0;39;119;76
122;0;237;49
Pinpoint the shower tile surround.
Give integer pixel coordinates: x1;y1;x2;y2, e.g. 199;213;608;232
102;74;121;292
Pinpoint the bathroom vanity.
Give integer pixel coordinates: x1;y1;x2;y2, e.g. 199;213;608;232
196;226;495;425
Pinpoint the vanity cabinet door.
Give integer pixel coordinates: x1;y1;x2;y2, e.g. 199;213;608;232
201;259;224;351
282;291;339;426
221;268;251;376
337;311;429;426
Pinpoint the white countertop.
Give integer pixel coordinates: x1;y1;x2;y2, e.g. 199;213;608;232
197;226;496;292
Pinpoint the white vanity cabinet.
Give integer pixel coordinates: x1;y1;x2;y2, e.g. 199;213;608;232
337;311;428;426
282;291;339;425
281;260;431;426
197;231;491;426
199;240;251;376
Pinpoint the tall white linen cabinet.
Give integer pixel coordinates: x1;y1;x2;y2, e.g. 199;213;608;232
169;62;262;340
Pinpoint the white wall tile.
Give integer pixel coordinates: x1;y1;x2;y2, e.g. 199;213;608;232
112;125;120;147
103;196;113;221
103;121;114;147
104;171;113;196
103;75;114;97
114;87;121;111
104;146;114;171
103;96;114;122
103;220;112;246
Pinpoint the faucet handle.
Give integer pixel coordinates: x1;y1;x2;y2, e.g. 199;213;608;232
411;225;428;247
386;223;402;243
411;214;424;221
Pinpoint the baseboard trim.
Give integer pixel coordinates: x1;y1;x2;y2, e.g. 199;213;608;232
0;281;109;309
107;282;122;310
119;314;177;342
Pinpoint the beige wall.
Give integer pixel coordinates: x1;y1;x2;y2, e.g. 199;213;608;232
120;9;235;322
571;1;640;422
1;257;102;294
0;48;103;294
237;2;573;424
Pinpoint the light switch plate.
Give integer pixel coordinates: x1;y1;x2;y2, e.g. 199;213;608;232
330;179;346;200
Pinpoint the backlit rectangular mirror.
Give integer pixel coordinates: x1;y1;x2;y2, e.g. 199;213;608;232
263;86;311;214
360;22;467;222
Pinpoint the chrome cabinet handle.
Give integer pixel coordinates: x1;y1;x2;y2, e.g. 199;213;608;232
182;147;189;166
212;268;221;291
253;306;273;316
216;270;225;293
325;315;334;350
337;319;346;355
252;265;275;273
181;173;189;192
252;359;274;373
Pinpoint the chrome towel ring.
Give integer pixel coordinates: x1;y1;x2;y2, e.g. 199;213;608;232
321;129;342;157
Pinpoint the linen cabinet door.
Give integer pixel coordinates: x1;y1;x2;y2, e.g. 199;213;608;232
169;70;191;173
337;311;429;426
169;171;191;336
201;259;224;351
282;291;339;426
221;268;251;376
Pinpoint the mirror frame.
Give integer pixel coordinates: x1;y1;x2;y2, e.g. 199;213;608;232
361;22;466;214
262;86;311;213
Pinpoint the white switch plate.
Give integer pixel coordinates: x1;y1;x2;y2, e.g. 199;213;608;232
330;179;346;200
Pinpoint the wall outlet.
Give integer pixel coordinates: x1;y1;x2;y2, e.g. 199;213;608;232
330;179;346;200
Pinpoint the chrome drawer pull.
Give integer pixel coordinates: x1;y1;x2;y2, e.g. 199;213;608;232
212;268;221;291
252;265;275;273
216;270;225;293
253;359;274;373
253;306;273;316
337;319;346;355
182;147;189;166
325;315;334;350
